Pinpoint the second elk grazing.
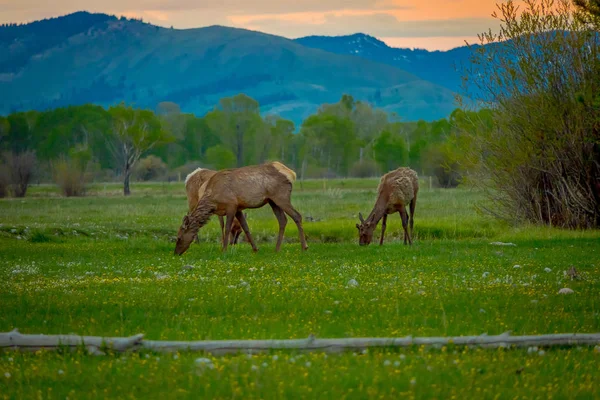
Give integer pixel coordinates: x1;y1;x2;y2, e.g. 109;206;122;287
175;162;308;255
356;167;419;246
185;168;244;245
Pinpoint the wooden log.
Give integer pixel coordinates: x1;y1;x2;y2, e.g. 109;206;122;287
2;330;600;355
143;332;600;355
0;329;143;354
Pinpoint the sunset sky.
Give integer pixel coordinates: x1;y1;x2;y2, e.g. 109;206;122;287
1;0;501;50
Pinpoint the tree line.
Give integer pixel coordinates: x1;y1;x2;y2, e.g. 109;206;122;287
0;94;486;197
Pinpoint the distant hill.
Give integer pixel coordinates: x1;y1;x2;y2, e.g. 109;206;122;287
1;12;466;124
295;33;480;95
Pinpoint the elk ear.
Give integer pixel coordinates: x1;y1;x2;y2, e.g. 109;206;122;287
359;212;364;223
182;215;190;229
356;223;360;229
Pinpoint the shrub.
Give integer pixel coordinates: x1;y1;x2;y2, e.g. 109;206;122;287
432;164;461;188
349;159;379;178
0;163;9;198
52;146;92;197
461;0;600;227
134;155;168;181
3;151;36;197
29;231;52;243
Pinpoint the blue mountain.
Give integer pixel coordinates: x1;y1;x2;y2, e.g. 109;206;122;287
1;12;473;125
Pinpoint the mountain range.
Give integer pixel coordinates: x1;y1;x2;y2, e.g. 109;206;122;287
1;12;481;125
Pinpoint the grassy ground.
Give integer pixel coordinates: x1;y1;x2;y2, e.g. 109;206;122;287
1;180;599;399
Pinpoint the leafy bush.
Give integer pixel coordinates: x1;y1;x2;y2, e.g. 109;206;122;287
461;0;600;228
52;146;92;197
134;155;168;181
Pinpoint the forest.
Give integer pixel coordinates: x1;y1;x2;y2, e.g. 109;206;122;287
0;94;490;197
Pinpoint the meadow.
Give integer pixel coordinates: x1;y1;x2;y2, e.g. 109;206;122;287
1;179;599;399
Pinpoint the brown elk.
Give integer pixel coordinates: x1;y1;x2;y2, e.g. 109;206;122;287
356;167;418;246
185;168;244;245
175;162;308;255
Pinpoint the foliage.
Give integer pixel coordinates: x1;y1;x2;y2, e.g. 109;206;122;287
372;130;408;173
204;145;236;171
300;112;357;177
0;95;482;187
134;155;168;182
574;0;600;19
52;146;92;197
107;103;173;195
461;0;600;228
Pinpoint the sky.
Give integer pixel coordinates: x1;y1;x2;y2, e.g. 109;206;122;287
0;0;501;50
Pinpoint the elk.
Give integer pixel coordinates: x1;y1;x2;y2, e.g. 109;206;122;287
185;168;244;245
175;162;308;255
356;167;419;246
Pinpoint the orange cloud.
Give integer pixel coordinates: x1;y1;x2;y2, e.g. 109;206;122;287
111;9;170;22
384;0;496;19
229;12;328;26
144;10;170;22
228;8;406;26
228;0;498;32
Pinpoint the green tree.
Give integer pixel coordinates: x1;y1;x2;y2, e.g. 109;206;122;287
181;117;220;161
204;145;236;170
211;94;263;167
264;116;295;163
372;130;408;173
300;114;357;176
0;117;9;148
34;105;111;166
3;111;39;154
107;103;172;195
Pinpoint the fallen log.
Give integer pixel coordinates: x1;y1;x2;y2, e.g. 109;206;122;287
2;329;600;355
0;329;143;355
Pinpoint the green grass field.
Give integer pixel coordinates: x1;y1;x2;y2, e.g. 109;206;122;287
1;180;599;399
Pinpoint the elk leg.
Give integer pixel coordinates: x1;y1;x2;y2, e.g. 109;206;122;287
228;224;237;245
222;211;235;252
233;229;242;245
275;201;308;251
269;201;288;252
399;208;411;245
218;216;225;245
236;210;258;252
409;194;417;239
379;214;387;246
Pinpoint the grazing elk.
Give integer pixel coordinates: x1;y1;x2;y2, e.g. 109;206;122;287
356;167;419;246
185;168;244;245
175;162;308;255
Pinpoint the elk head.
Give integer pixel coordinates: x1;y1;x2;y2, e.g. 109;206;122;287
174;214;195;255
356;212;375;246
